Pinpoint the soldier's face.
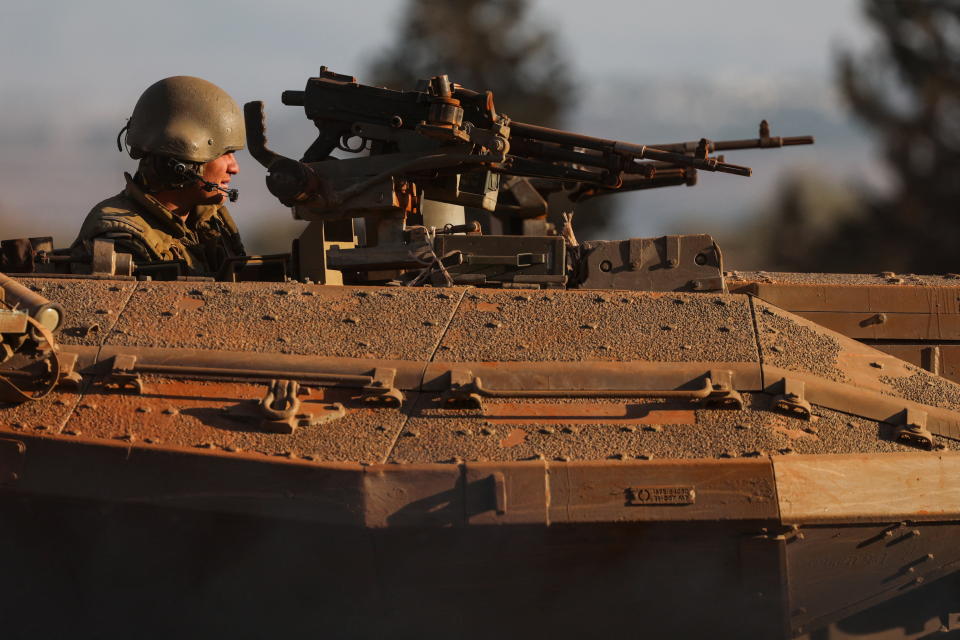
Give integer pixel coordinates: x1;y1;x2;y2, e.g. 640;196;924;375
198;151;239;205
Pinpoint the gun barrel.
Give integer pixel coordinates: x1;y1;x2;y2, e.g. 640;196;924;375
510;122;751;176
650;135;815;153
281;90;306;106
510;121;619;153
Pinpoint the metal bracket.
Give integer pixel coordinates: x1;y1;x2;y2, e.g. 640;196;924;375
442;368;483;410
892;408;934;449
229;379;345;434
772;378;811;419
361;367;404;407
56;350;83;389
105;353;143;394
705;369;744;409
665;235;680;268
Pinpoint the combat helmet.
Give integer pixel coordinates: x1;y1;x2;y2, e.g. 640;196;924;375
124;76;245;164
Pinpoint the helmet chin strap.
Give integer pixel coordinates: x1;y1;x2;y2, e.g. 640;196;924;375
167;158;239;203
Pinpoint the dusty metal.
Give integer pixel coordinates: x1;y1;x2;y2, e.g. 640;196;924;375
361;367;404;407
4;271;960;638
104;353;143;393
893;408;934;449
0;315;62;402
737;279;960;387
0;309;28;334
224;378;347;433
772;377;813;419
241;70;811;286
575;234;726;291
7;70;960;640
0;270;65;332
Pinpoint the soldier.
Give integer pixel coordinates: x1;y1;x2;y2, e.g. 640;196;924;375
73;76;246;276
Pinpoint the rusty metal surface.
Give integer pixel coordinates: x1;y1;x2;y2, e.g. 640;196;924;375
731;271;960;287
391;392;954;465
741;281;960;341
753;298;956;395
104;281;465;360
793;575;960;639
0;493;785;639
433;290;758;362
5;282;960;468
576;234;725;291
785;521;960;637
874;343;960;380
18;277;136;346
0;390;81;436
548;457;777;522
0;425;785;527
773;452;960;523
60;379;412;464
5;277;960;640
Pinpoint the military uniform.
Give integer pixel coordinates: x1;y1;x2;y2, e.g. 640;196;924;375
73;172;245;276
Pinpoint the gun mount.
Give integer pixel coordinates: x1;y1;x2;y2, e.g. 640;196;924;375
245;67;813;287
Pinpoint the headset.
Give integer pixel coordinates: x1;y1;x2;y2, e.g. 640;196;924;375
168;158;239;203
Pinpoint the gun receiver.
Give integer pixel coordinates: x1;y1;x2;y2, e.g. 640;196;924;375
245;67;814;286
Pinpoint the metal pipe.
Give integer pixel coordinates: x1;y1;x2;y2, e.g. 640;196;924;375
0;272;64;333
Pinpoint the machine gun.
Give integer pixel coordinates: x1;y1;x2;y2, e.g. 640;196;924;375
245;67;814;289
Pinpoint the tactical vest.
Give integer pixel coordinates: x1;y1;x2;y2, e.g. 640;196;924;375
72;173;245;276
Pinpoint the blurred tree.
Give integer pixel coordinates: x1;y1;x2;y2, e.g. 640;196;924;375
366;0;614;239
718;171;864;270
762;0;960;273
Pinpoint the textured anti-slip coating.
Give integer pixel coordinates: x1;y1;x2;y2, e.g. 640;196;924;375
105;281;465;360
4;278;960;466
22;278;137;347
433;290;758;363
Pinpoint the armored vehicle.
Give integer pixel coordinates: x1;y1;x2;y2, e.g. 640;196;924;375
1;69;958;639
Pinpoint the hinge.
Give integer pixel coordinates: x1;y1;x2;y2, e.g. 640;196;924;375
706;369;744;409
105;353;143;393
772;378;812;419
892;408;934;449
56;350;83;389
442;368;483;409
361;367;404;407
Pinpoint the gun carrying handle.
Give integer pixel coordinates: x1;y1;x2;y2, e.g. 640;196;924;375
244;101;283;170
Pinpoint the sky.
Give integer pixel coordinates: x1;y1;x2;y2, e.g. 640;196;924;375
0;0;878;257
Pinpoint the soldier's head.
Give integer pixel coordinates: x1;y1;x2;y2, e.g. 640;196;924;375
120;76;245;206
